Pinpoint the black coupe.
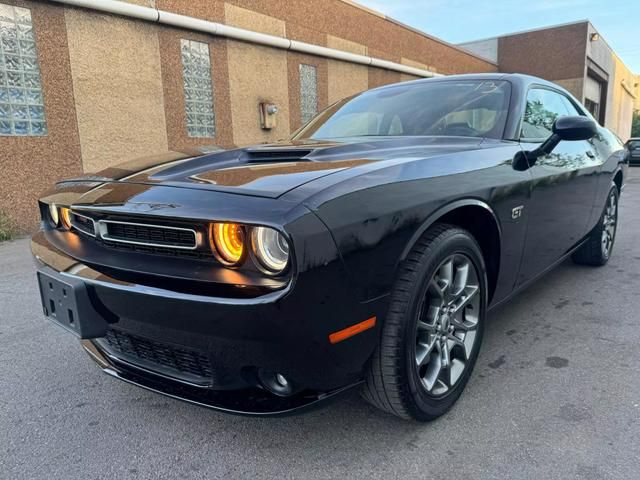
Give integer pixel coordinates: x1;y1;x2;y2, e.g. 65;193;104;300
32;74;627;420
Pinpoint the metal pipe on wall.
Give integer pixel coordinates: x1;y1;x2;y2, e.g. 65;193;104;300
50;0;442;78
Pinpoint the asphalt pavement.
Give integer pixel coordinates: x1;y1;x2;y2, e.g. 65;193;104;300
1;169;639;479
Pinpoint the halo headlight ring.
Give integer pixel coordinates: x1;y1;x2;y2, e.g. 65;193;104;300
250;226;290;275
209;222;246;266
60;207;72;230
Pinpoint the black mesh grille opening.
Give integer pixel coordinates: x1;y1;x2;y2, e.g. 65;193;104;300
102;329;214;383
100;239;214;260
105;222;196;248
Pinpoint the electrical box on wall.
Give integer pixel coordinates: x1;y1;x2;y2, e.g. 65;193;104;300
259;102;278;130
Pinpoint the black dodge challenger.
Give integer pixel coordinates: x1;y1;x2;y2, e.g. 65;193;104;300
32;74;627;420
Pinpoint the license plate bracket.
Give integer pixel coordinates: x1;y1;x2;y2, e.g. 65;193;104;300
37;269;108;339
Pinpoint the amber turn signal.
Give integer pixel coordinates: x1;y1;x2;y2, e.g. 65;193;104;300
329;317;377;344
60;207;72;230
210;222;245;265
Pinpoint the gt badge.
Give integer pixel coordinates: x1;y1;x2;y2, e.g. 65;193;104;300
512;205;524;219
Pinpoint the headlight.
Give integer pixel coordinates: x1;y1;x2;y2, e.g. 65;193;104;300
251;226;289;273
48;203;59;227
60;207;72;230
210;222;245;265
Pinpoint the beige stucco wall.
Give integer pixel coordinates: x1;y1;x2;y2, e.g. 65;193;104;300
64;8;168;173
326;35;369;104
224;4;290;146
635;75;640;112
610;55;635;141
400;57;429;83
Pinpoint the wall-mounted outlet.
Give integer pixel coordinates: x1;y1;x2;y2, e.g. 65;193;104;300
259;102;278;130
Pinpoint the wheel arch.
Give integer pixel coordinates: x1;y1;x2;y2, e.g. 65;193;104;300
399;199;502;303
613;169;623;193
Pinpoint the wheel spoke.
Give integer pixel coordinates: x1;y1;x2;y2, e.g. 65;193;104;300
450;285;479;314
429;278;447;300
415;340;436;366
422;352;442;392
447;333;467;359
452;259;470;297
442;358;454;388
417;320;435;332
441;338;450;368
450;309;478;331
438;259;454;299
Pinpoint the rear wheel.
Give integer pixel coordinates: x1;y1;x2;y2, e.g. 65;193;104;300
572;184;619;266
362;224;487;421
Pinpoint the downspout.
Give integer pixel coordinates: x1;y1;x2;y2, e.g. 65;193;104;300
50;0;442;78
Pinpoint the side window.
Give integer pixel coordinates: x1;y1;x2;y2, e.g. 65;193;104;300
520;89;571;140
559;95;582;116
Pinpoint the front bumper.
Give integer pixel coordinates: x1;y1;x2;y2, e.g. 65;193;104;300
82;340;361;416
32;229;386;415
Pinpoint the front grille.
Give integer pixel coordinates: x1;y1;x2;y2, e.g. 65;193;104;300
102;221;197;249
101;238;215;260
101;329;214;383
70;212;96;237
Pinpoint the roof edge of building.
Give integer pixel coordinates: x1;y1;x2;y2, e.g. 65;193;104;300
459;19;638;78
457;19;590;46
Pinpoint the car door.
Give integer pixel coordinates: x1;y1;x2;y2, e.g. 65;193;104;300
516;87;601;285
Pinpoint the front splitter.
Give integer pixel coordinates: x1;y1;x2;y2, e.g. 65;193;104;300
81;340;361;417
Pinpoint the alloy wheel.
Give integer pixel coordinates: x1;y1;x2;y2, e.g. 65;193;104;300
601;191;617;258
415;254;481;397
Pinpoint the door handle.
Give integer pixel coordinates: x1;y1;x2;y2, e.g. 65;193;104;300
586;151;596;159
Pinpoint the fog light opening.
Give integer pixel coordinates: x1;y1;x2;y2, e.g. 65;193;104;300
275;373;288;388
258;369;295;397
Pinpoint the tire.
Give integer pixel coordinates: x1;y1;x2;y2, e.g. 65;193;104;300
572;184;619;267
362;223;487;421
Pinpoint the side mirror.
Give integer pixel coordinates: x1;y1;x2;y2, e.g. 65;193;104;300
553;116;598;142
522;116;598;167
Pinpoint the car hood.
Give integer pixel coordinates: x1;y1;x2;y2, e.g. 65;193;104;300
63;137;497;199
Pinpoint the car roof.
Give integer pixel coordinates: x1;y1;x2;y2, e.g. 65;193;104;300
371;72;566;93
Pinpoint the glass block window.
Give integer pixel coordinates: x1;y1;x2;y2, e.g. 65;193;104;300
299;64;318;125
180;39;215;138
0;4;46;136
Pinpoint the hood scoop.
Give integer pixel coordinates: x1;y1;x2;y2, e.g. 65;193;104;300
243;148;314;163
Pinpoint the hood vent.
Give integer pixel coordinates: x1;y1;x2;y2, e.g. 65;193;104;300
244;149;314;163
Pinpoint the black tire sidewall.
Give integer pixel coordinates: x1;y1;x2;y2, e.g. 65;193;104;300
400;230;487;419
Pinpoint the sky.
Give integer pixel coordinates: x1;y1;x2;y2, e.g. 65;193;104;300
355;0;640;72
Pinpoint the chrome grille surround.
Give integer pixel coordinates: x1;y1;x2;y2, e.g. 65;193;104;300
97;219;199;250
69;211;97;237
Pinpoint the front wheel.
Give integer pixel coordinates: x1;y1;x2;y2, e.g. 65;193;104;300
362;224;487;421
572;184;619;266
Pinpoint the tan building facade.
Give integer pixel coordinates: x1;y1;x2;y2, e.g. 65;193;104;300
460;21;637;142
0;0;497;232
634;74;640;113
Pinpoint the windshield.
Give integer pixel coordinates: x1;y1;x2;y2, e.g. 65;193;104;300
293;80;512;141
